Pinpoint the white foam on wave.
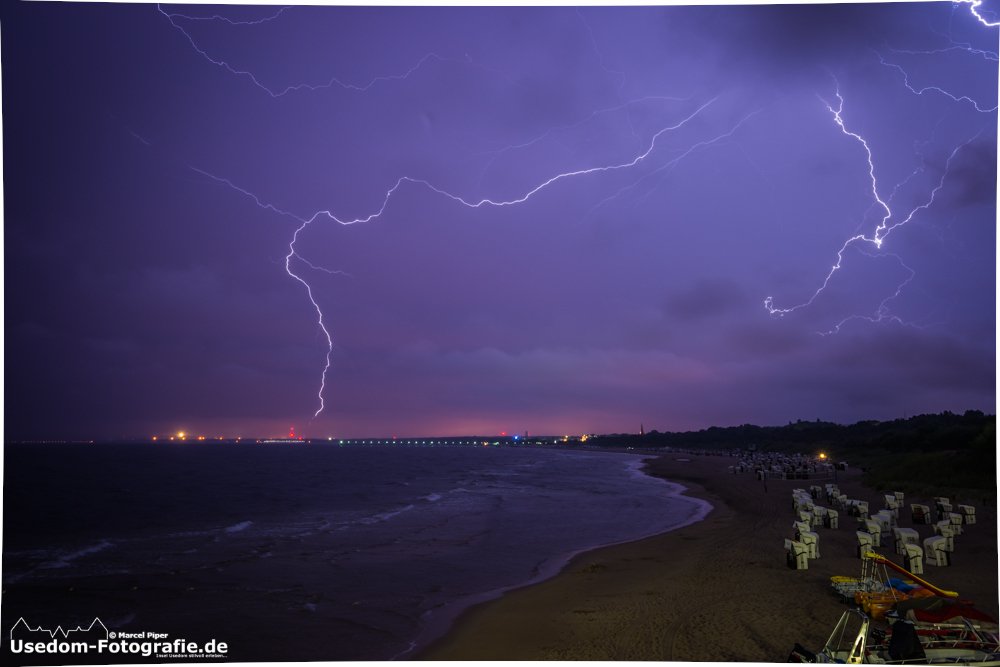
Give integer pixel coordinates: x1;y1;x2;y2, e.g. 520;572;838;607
223;521;253;533
40;540;114;569
356;504;416;525
420;493;442;502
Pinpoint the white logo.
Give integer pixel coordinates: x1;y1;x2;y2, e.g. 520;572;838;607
9;618;228;658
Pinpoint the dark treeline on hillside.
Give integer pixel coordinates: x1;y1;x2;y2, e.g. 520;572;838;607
593;410;992;453
590;410;996;498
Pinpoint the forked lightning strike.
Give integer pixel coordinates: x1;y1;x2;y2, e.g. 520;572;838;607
165;2;996;416
193;96;751;416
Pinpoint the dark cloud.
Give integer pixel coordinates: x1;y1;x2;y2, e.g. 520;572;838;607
664;279;746;321
2;2;993;438
943;136;999;208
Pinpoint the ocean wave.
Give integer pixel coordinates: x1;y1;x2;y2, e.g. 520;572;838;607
223;521;253;533
356;504;416;525
39;540;114;569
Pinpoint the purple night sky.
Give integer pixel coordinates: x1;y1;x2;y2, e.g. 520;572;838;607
3;2;996;440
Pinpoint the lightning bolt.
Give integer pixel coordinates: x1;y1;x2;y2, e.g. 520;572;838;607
160;4;995;417
157;4;517;98
957;0;1000;27
871;49;998;112
764;0;997;331
190;93;750;416
764;79;991;330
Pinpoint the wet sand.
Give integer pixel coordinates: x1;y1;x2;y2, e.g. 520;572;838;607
416;452;998;661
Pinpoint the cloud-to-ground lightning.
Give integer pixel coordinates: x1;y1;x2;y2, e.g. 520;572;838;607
160;3;995;418
764;77;992;331
190;93;750;416
764;2;997;333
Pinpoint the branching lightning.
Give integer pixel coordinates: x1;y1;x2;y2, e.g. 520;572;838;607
191;94;756;415
956;0;1000;27
160;3;996;417
871;49;998;112
764;80;990;328
157;4;517;98
763;3;997;332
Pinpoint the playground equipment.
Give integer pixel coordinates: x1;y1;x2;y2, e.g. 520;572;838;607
789;608;1000;664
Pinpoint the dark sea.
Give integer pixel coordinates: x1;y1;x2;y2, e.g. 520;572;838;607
2;443;710;662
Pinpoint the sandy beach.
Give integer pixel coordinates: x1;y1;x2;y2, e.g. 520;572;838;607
416;452;998;661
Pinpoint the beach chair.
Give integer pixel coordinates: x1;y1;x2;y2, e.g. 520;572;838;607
856;501;869;519
894;491;904;503
871;512;892;539
785;538;809;570
793;520;811;540
810;485;823;499
798;510;813;525
811;506;826;528
923;536;950;566
937;502;953;521
836;494;847;508
903;543;924;575
910;504;929;525
857;531;875;558
823;508;839;529
893;527;919;555
933;522;955;552
884;494;899;511
948;512;963;535
958;504;976;525
799;531;820;559
860;519;881;546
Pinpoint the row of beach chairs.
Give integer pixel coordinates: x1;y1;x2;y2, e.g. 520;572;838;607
785;484;978;572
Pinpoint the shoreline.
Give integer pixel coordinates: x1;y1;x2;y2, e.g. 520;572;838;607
415;452;998;661
401;449;713;660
